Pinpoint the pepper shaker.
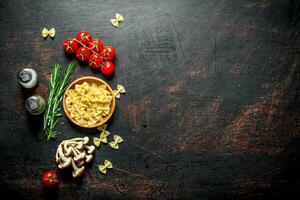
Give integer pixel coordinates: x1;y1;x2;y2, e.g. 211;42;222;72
17;68;38;89
25;95;46;115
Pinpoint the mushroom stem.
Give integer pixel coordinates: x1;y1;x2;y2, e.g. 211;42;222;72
70;145;86;161
71;159;85;177
63;142;73;156
76;160;85;167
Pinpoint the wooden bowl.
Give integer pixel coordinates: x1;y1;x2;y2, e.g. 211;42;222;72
63;76;115;128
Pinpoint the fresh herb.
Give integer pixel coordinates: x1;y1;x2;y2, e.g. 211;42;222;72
43;62;76;140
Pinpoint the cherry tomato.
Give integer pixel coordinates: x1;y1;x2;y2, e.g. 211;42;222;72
76;31;92;45
100;46;116;61
42;170;58;187
63;38;78;54
89;54;103;70
76;47;91;62
88;39;104;53
101;61;115;76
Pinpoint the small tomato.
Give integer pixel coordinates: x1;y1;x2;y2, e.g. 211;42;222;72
76;47;91;62
89;54;103;70
100;46;116;61
42;170;58;187
63;38;78;54
76;31;92;45
88;39;104;53
101;61;115;76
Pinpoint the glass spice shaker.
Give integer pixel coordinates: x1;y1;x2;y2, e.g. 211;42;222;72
17;68;38;89
25;95;46;115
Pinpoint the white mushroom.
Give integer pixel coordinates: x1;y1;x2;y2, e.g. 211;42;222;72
85;154;93;163
81;137;89;145
70;145;86;162
69;137;89;145
57;144;72;169
71;159;85;177
63;142;73;157
84;145;96;155
55;137;95;178
64;141;84;153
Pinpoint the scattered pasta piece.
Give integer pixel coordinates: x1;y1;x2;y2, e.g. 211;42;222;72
98;160;113;174
65;82;113;126
111;13;124;28
42;27;55;38
113;84;126;99
97;124;107;131
109;135;123;150
93;126;110;148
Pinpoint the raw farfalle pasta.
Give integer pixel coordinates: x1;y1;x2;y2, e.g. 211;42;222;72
97;124;107;131
109;135;123;150
65;82;113;126
42;27;55;38
98;160;113;174
111;13;124;27
93;125;110;147
113;84;126;99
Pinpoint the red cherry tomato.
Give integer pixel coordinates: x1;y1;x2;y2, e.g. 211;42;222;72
88;39;104;53
89;54;103;70
101;61;115;76
42;170;58;187
100;46;116;61
76;47;91;62
63;38;78;54
76;31;92;45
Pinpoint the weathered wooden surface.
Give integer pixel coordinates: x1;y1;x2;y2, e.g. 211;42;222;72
0;0;300;199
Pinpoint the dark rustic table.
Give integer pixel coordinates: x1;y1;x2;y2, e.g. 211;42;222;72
1;0;300;199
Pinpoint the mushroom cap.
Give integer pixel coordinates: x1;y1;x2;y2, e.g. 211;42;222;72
72;166;85;177
85;155;93;163
70;137;89;144
81;137;89;145
85;145;96;154
58;157;72;169
75;141;84;150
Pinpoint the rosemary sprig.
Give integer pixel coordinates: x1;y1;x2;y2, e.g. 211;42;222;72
44;62;76;141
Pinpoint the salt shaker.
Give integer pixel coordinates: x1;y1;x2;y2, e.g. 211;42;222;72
17;68;38;89
25;95;46;115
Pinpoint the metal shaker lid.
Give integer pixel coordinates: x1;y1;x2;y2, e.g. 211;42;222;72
18;69;32;83
26;96;39;111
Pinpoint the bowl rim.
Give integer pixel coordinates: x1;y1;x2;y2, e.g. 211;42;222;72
63;76;116;128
